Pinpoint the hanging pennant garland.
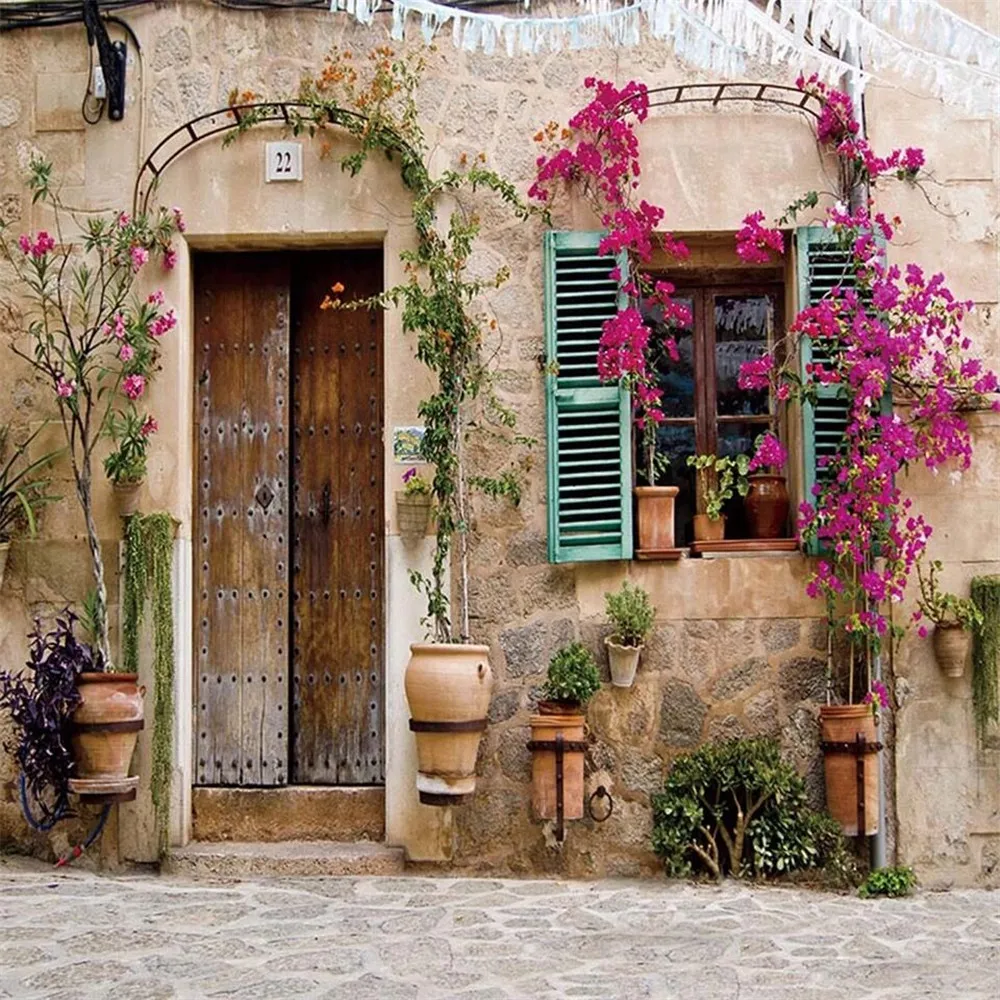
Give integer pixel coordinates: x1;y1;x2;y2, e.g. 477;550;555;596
330;0;1000;117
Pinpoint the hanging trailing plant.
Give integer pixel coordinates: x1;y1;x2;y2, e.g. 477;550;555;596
971;575;1000;744
122;512;175;852
227;48;538;643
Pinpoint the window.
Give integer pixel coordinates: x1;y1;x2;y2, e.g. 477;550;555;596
642;284;783;544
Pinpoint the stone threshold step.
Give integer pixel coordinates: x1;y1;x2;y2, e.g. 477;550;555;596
165;840;404;878
193;785;384;843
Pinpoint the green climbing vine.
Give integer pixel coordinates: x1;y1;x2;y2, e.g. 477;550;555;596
123;512;175;854
226;47;541;643
971;575;1000;744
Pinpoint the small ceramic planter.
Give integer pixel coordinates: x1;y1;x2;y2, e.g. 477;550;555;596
113;480;143;518
932;623;972;678
396;492;432;540
693;513;725;542
605;638;642;688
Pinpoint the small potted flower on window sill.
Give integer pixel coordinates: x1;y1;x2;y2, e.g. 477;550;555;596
604;580;655;688
744;431;790;539
915;559;983;678
104;408;157;518
529;642;600;821
396;467;433;540
686;453;750;542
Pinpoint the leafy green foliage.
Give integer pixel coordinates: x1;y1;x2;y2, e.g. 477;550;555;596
604;580;655;647
122;513;175;855
858;865;917;898
917;560;982;630
103;406;153;485
652;737;848;881
971;575;1000;743
543;642;601;707
686;453;750;520
0;423;60;543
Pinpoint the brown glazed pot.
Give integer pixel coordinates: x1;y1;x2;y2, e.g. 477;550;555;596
744;474;790;539
820;704;879;836
71;673;145;785
635;486;679;550
529;709;585;821
932;623;972;678
692;513;725;542
113;481;143;518
396;492;432;539
404;643;493;806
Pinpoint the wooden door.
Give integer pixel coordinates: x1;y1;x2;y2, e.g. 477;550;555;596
194;249;384;788
291;250;385;784
194;254;290;787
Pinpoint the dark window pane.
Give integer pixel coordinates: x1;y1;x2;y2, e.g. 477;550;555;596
645;296;695;418
715;294;772;417
653;422;697;546
717;420;762;539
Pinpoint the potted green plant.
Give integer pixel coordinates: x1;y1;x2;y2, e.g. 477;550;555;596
104;407;157;517
604;580;655;688
0;423;59;589
530;642;601;821
396;466;433;540
915;560;983;678
686;453;750;542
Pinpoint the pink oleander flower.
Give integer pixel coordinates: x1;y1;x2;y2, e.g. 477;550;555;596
17;234;31;254
130;246;149;271
163;246;177;271
172;207;186;233
112;313;126;339
141;416;158;437
119;342;135;362
21;231;56;259
147;290;165;306
118;211;131;228
56;377;76;398
150;309;176;338
749;432;788;473
735;211;784;264
122;374;146;400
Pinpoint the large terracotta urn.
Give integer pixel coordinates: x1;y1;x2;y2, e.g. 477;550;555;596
70;672;144;794
819;704;879;836
932;623;972;678
404;643;493;806
745;474;790;539
635;486;679;552
529;707;586;821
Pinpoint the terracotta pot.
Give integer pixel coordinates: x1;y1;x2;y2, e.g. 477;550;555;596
820;704;879;837
0;541;9;591
404;643;493;806
113;481;143;518
605;638;642;688
635;486;679;551
932;623;972;678
70;673;145;789
396;491;432;539
744;474;790;539
529;710;585;821
693;514;725;542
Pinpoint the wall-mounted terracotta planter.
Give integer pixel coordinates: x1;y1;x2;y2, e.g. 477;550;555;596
605;638;641;688
932;623;972;678
693;513;725;542
404;642;493;806
635;486;679;551
529;707;585;821
744;474;789;539
396;492;432;539
113;481;143;518
69;672;144;795
819;704;879;837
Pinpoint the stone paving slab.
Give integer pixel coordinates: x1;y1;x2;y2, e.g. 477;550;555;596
0;857;997;999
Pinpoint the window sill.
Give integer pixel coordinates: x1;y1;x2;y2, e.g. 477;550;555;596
689;538;800;558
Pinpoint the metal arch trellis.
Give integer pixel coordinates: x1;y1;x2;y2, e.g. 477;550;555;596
133;83;822;215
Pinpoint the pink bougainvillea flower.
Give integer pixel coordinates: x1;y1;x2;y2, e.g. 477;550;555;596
130;246;149;271
122;374;146;400
735;211;784;264
749;432;788;472
141;416;158;437
56;377;76;398
119;342;135;362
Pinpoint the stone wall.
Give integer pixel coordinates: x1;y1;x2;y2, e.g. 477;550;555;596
0;0;996;884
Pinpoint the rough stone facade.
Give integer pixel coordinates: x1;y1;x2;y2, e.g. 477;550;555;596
0;1;996;886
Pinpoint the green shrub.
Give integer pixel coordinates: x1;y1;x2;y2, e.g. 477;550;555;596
651;737;848;881
858;865;917;898
605;581;655;647
543;642;601;707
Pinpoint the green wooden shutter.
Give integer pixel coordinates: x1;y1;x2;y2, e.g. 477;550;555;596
544;231;632;563
798;225;890;555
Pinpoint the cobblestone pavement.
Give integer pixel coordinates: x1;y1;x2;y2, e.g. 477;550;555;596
0;860;997;1000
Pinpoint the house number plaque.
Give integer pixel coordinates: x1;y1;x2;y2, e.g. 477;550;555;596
265;142;303;183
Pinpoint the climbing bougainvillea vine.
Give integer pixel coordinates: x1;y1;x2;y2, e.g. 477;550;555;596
530;78;691;487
